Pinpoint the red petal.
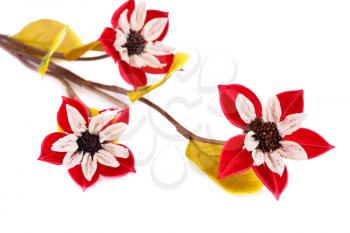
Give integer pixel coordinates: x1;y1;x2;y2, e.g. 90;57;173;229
276;90;304;121
99;27;120;62
111;0;135;29
144;10;169;41
218;84;262;129
99;145;135;177
57;97;89;134
100;107;130;124
141;54;174;74
218;135;253;179
118;61;147;89
253;164;288;200
38;132;68;165
284;128;334;159
68;165;100;191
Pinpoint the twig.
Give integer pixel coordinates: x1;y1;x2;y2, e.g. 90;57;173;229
0;33;226;145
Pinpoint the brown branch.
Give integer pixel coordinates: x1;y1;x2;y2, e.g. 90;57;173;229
0;34;108;61
0;33;226;145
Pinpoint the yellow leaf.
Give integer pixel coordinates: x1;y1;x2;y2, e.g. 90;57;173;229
13;19;103;60
13;19;82;54
186;140;263;194
127;53;189;102
38;25;68;77
64;40;102;60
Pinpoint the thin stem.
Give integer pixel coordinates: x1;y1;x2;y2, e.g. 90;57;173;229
0;33;226;145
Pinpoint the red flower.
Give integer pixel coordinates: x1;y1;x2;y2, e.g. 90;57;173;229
99;0;174;89
217;84;334;199
39;97;135;190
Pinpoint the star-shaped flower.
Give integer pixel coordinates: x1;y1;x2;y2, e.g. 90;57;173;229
100;0;174;89
217;84;334;199
39;97;135;190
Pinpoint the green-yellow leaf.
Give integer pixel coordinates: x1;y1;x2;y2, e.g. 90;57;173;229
127;53;189;102
186;140;263;194
13;19;103;60
38;25;68;77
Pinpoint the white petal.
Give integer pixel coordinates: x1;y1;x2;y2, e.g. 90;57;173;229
278;141;308;160
277;113;307;137
141;53;164;68
235;94;257;124
129;54;147;68
263;96;282;123
141;17;168;42
95;150;120;168
118;9;130;33
264;152;285;176
144;42;174;55
66;105;87;136
130;1;147;31
81;154;97;181
102;143;129;159
99;122;128;143
51;134;78;152
62;151;83;169
89;111;117;135
114;30;129;63
243;131;259;152
252;150;265;166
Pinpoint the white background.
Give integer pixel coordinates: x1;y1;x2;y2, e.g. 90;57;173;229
0;0;349;232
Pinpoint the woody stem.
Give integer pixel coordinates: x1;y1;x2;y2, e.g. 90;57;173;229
0;34;225;145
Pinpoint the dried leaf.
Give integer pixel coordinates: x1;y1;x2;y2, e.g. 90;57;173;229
127;53;189;102
186;140;263;194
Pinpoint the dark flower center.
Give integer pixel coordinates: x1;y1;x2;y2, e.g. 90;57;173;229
122;30;146;56
245;118;282;153
77;131;102;156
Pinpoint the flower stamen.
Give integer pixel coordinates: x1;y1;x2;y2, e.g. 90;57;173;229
77;131;102;156
122;30;146;55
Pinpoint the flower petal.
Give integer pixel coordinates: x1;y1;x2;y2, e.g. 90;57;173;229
68;164;99;190
236;94;257;124
141;53;164;68
218;84;262;129
99;122;128;143
89;111;119;135
252;150;265;166
144;10;169;41
278;141;307;160
253;164;288;200
99;144;135;177
264;151;285;176
141;54;174;74
111;0;135;29
118;61;147;89
277;113;307;137
114;29;129;63
118;9;130;34
62;151;83;169
102;143;129;159
66;105;87;136
263;96;282;123
99;27;121;62
130;1;147;31
57;97;89;134
276;90;304;121
95;150;120;167
51;134;78;152
39;132;68;165
144;42;173;55
129;54;147;68
141;17;168;42
99;107;130;124
81;154;98;181
243;131;259;152
283;128;334;159
218;135;253;179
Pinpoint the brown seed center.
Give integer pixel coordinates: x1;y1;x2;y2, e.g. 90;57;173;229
245;118;282;153
122;30;146;56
